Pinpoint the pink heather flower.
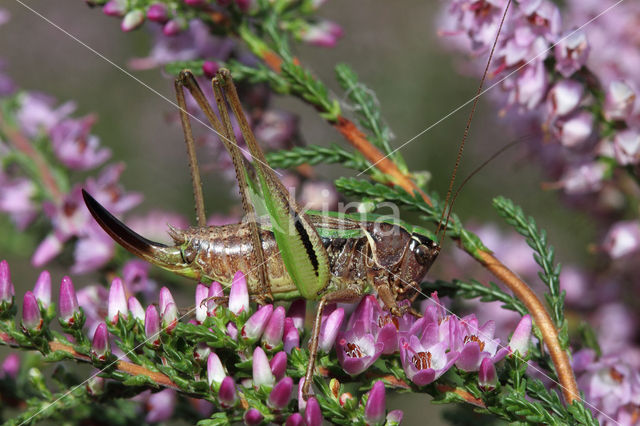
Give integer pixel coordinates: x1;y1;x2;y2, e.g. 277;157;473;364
478;358;498;390
218;376;237;408
286;299;306;331
454;316;509;371
400;336;458;386
108;277;128;324
0;260;13;306
268;377;293;410
244;409;264;425
228;271;249;315
146;3;168;23
58;276;80;326
252;346;275;388
300;180;340;211
262;306;285;350
283;318;300;353
554;30;589;78
122;260;157;298
145;305;160;347
269;351;287;381
553;111;593;148
207;281;224;316
33;270;51;309
509;314;532;356
318;306;344;353
207;352;226;388
0;176;37;230
576;355;640;424
49;116;110;170
76;285;107;334
91;322;110;361
242;304;273;341
71;230;116;274
612;129;640;165
336;320;384;375
547;80;583;118
364;381;386;426
162;302;178;333
559;162;606;194
520;0;561;38
127;296;144;322
32;234;64;268
22;291;43;332
603;220;640;259
195;283;209;323
127;211;188;246
299;20;343;47
146;389;176;423
227;322;238;340
103;0;126;17
254;110;298;150
121;10;145;32
304;396;323;426
17;93;75;138
1;354;20;379
510;61;548;110
604;81;636;121
158;286;175;315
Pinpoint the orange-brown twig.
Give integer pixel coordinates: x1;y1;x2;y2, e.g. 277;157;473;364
477;251;579;404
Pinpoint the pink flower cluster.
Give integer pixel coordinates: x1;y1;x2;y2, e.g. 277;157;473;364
336;293;532;389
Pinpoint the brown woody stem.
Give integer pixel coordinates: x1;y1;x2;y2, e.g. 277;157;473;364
476;250;579;404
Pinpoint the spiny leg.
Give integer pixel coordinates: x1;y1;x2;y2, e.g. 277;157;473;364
302;289;362;400
175;70;271;303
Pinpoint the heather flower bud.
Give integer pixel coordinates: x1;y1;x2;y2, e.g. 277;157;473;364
262;305;285;350
162;19;183;36
229;271;249;315
386;409;404;425
202;61;220;79
242;304;273;341
195;283;208;323
121;10;145;32
509;314;532;357
194;342;211;362
269;351;287;381
86;376;105;396
268;376;293;410
304;397;323;426
227;322;238;340
207;352;226;388
91;322;110;361
158;286;175;315
2;354;20;379
283;318;299;354
33;270;51;309
300;20;343;47
0;260;14;309
603;221;640;259
128;296;144;322
364;381;386;426
22;291;43;333
218;376;237;408
285;413;303;426
243;408;264;425
59;276;81;327
102;0;126;17
286;299;306;331
318;307;344;353
207;281;223;316
108;277;127;324
145;304;160;347
604;81;636;121
146;3;168;23
252;346;275;388
478;358;497;390
162;302;178;333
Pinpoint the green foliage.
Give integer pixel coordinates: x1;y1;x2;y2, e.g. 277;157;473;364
492;197;568;346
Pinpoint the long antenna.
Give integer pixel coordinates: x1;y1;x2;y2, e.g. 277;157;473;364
436;0;513;242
